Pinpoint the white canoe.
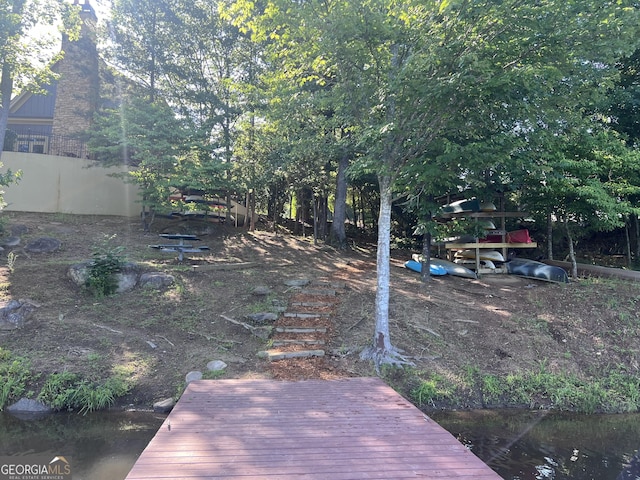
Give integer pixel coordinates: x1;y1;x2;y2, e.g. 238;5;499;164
455;258;497;270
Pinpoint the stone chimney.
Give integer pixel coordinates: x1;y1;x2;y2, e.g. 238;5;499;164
50;0;99;157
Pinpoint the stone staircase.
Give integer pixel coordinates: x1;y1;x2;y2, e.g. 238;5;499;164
259;279;345;361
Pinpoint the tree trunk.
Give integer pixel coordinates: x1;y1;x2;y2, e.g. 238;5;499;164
625;217;632;267
272;185;279;236
546;213;553;260
249;189;256;231
359;188;366;228
330;151;349;249
320;196;328;240
0;61;14;163
420;232;431;283
351;188;358;226
360;173;413;370
564;218;578;279
312;194;318;246
634;213;639;265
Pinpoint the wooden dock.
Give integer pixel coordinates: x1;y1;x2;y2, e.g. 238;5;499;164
126;377;501;479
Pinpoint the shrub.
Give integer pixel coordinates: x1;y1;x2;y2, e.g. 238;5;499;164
86;235;126;297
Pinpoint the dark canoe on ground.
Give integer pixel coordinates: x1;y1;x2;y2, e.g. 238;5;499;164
506;258;569;283
410;255;477;279
404;259;447;276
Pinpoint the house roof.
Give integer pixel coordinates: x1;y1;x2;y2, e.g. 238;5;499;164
9;82;57;120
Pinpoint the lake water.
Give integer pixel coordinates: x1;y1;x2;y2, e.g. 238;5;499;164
0;410;164;480
0;409;638;479
431;409;640;479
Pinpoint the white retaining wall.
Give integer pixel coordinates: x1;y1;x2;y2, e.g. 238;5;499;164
0;152;139;217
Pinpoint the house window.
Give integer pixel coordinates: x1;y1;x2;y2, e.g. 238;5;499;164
15;135;48;154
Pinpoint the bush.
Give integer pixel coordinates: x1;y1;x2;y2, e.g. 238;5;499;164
86;235;126;297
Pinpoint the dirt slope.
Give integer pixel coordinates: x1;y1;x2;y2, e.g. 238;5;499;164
1;212;639;409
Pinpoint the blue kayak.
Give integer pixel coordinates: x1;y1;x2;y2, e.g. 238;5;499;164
404;259;447;276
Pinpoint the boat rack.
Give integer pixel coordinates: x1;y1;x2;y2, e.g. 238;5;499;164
443;211;537;275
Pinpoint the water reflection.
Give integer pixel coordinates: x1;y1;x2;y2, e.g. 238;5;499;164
431;410;640;480
1;408;638;479
0;410;164;480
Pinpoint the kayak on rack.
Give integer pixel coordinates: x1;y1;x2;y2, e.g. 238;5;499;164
454;249;505;262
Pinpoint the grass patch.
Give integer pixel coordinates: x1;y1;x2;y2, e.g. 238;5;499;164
403;362;640;414
38;371;131;414
0;348;35;411
0;347;132;414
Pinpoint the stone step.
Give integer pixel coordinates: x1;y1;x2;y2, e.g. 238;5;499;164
314;281;347;290
283;312;330;319
290;301;334;308
259;349;325;361
271;339;325;347
300;288;336;296
274;326;327;334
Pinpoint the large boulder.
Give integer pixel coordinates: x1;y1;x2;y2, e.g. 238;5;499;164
25;237;61;253
114;263;140;292
0;299;38;330
6;398;52;419
139;272;175;289
68;261;140;293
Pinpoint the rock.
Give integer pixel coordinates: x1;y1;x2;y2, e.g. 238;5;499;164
252;326;273;340
25;237;61;253
10;224;29;236
68;261;140;293
68;261;90;286
153;397;176;413
139;272;175;289
283;278;311;287
252;286;271;296
246;312;278;323
0;299;38;330
2;236;21;247
114;263;140;293
7;398;52;416
206;360;227;372
185;371;203;384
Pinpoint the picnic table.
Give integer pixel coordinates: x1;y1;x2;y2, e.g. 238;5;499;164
149;234;210;261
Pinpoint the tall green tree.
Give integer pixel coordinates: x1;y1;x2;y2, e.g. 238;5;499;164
87;94;189;230
247;0;639;368
0;0;80;159
108;0;176;102
108;0;258;222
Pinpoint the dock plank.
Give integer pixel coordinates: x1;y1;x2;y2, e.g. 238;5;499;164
126;377;501;479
